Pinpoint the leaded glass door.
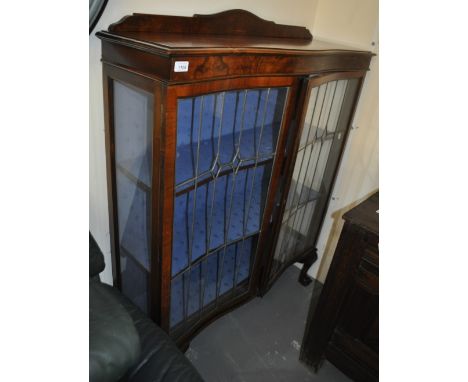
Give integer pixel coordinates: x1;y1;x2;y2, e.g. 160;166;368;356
163;78;296;335
265;74;363;287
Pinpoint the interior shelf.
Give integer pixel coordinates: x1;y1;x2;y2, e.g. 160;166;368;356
298;126;336;150
172;163;266;276
169;87;287;329
170;236;254;328
283;179;321;217
116;155;152;193
116;144;269;280
175;125;275;192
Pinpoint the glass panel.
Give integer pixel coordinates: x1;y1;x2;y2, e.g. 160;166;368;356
170;237;257;328
272;78;359;276
113;80;153;313
120;253;149;313
170;87;288;329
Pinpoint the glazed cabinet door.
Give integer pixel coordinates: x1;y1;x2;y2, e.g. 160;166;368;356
162;77;298;340
103;65;162;319
265;73;364;289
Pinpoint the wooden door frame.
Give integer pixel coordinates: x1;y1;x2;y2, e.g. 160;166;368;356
102;63;165;323
258;70;368;294
160;75;301;336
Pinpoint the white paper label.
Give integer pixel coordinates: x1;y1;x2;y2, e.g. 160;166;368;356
174;61;189;72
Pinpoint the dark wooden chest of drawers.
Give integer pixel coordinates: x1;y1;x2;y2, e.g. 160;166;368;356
301;192;379;381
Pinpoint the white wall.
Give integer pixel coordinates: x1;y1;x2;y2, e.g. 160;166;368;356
89;0;320;285
312;0;379;50
309;0;379;282
89;0;378;285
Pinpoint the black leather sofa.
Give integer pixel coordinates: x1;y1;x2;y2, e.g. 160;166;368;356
89;234;204;382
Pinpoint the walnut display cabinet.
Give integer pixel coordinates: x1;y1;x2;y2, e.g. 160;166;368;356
97;10;373;347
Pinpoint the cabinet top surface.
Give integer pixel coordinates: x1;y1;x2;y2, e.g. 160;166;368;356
99;31;371;56
343;192;379;235
97;11;372;57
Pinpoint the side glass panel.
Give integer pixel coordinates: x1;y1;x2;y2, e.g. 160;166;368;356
113;80;153;313
170;87;288;329
272;78;360;277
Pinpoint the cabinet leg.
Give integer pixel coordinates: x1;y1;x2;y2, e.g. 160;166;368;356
300;348;325;372
312;356;325;373
180;340;191;353
298;248;318;286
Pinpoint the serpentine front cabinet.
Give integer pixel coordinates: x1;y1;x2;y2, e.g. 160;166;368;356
97;10;373;347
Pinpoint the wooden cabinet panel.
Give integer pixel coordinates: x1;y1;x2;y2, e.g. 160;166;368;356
97;10;373;347
301;192;379;381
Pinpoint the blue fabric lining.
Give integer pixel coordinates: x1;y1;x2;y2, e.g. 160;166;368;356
170;87;287;328
172;165;265;276
175;89;279;188
170;237;254;328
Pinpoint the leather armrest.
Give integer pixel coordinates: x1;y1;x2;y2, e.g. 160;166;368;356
90;281;141;382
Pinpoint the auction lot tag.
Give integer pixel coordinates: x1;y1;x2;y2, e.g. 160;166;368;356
174;61;189;72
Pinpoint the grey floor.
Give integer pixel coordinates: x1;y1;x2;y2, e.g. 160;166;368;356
185;266;351;382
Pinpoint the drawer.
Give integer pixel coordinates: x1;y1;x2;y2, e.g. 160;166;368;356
354;250;378;294
363;231;379;252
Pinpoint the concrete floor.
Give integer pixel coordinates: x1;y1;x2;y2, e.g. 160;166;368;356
186;266;351;382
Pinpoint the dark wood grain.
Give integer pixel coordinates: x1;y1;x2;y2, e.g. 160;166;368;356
97;30;371;56
97;10;372;84
102;65;120;288
159;85;177;332
300;192;379;381
250;77;301;293
343;192;379;235
149;79;165;324
97;10;374;347
99;37;372;83
169;53;371;83
108;10;312;40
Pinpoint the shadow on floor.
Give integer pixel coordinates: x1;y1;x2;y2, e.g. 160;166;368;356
186;266;351;382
